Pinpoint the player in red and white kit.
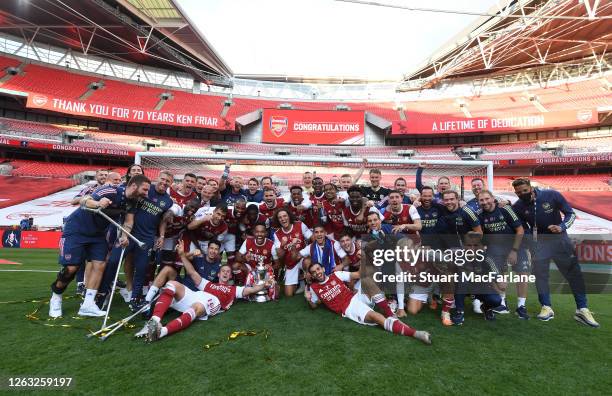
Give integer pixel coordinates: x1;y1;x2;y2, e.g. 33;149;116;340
273;208;312;296
305;262;431;344
160;201;199;267
223;198;247;269
382;190;422;235
144;242;274;342
169;172;198;207
237;223;280;299
240;204;269;238
317;183;346;240
285;186;313;228
259;188;285;220
187;204;228;253
343;186;380;240
334;233;362;272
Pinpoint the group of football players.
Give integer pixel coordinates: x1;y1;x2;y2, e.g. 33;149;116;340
48;160;599;346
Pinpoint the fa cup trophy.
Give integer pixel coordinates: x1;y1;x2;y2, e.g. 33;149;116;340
253;256;270;303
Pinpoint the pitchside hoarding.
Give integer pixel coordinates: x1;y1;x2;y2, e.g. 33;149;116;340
392;109;598;135
262;109;365;145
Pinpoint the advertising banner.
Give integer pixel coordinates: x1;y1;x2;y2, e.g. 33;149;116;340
262;109;365;145
494;153;612;166
0;137;134;157
392;109;598;135
26;92;233;131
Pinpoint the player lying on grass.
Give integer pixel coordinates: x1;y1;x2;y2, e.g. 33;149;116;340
304;262;432;345
141;240;274;342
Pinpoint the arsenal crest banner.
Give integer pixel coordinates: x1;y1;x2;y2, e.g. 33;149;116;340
262;109;365;145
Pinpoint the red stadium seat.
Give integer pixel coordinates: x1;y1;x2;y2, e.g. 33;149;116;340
0;176;76;208
0;55;609;126
9;161;102;178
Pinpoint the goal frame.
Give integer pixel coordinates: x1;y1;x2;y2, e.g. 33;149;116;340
134;152;495;192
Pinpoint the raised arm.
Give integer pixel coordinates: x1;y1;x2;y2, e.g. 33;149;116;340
176;240;203;286
416;163;427;192
353;158;367;184
218;161;232;192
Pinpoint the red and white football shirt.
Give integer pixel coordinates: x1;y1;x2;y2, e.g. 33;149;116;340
273;221;312;269
309;271;354;314
169;186;197;207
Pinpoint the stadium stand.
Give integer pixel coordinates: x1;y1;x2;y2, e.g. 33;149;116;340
89;79;163;109
0;56;21;71
480;142;539;152
1;55;610;126
1;63;91;99
562;191;612;221
0;118;75;138
0;176;75;208
8;160;101;178
531;175;612;191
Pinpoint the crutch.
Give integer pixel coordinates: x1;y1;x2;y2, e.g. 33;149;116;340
99;302;151;342
87;295;156;341
100;246;126;331
82;205;146;331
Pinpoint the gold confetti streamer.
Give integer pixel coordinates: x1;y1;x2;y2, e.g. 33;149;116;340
10;294;135;338
204;329;270;351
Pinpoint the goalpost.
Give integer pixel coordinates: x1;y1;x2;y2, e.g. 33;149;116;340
135;152;494;198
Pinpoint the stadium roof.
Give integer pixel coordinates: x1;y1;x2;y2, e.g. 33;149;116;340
403;0;612;88
0;0;232;84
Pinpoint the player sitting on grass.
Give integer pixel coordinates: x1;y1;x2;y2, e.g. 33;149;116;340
305;262;431;345
142;240;274;342
452;232;506;325
144;240;222;304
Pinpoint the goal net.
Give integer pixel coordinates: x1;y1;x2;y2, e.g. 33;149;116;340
135;152;494;199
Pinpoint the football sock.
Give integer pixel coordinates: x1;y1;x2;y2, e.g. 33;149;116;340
145;286;159;302
517;297;526;307
152;284;175;320
83;289;97;306
164;308;196;337
442;298;454;313
384;317;416;337
373;293;394;317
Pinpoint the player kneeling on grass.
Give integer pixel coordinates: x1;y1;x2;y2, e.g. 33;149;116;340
305;262;431;345
451;232;506;325
237;223;280;300
142;240;274;342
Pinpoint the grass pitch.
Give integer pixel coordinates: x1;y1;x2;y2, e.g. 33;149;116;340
0;249;610;395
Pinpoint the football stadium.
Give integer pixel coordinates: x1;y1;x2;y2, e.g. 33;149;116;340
0;0;610;393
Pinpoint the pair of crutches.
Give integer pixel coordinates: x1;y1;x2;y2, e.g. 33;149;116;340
82;207;147;340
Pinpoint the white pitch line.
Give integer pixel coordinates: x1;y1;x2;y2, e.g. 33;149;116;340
0;269;127;274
